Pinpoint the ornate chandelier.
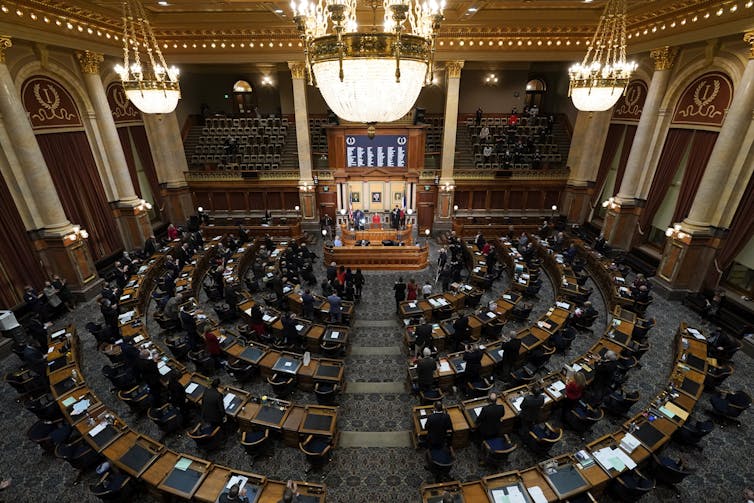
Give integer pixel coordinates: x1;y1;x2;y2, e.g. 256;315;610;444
568;0;636;112
291;0;444;124
115;0;180;114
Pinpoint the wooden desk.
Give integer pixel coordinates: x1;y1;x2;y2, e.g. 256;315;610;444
324;244;429;270
105;432;163;478
340;224;414;245
299;405;338;437
157;453;211;500
194;467;266;503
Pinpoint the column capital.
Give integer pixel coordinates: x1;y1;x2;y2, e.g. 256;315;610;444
744;32;754;59
650;46;678;71
76;51;104;74
0;36;11;64
288;61;307;79
444;60;464;78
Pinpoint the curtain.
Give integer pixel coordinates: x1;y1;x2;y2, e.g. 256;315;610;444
612;125;637;197
638;128;693;229
590;124;625;206
671;130;718;223
0;173;47;308
117;126;141;198
716;174;754;272
36;132;123;262
129;126;163;208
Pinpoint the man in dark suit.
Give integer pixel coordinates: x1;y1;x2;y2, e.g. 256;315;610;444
416;347;437;392
463;343;484;384
414;322;433;358
425;401;452;449
590;350;619;403
201;378;226;428
452;315;469;349
143;235;158;257
518;386;545;438
500;331;522;377
476;392;505;440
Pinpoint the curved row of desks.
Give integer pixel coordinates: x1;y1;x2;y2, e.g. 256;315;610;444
44;239;329;502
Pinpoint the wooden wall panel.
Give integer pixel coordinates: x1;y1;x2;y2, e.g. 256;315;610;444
472;191;486;209
490;191;506;209
283;192;300;210
212;191;229;210
267;192;283;210
508;191;525;209
249;192;264;210
544;191;560;209
229;192;246;210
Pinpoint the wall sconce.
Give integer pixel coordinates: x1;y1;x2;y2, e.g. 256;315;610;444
313;175;319;185
294;205;300;212
406;208;413;216
665;223;687;240
601;197;618;210
66;225;89;242
453;204;459;213
197;206;204;213
261;75;273;86
484;73;499;86
321;229;327;237
551;204;558;217
434;175;440;185
339;208;347;216
136;199;153;212
441;183;454;192
299;183;314;192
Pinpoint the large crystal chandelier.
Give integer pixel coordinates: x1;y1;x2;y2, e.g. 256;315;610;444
115;0;180;114
291;0;444;124
568;0;636;112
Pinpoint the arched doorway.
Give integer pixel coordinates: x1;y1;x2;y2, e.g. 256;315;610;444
232;80;254;115
525;78;547;110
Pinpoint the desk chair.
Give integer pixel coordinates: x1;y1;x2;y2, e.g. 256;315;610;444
188;422;226;452
625;340;650;360
480;434;517;468
117;384;151;415
4;368;46;398
420;387;446;406
572;313;598;331
268;372;296;398
147;404;183;439
90;470;133;501
523;280;542;298
299;434;333;475
214;302;238;323
602;389;640;418
320;340;346;358
607;469;655;502
226;358;258;383
165;335;190;360
649;454;692;498
563;403;604;437
435;305;454;321
314;382;340;405
25;392;64;421
465;377;494;398
188;349;216;375
466;292;482;308
509;365;538;386
425;446;456;483
240;429;273;465
27;418;71;454
671;419;713;450
708;389;751;427
525;422;562;455
55;435;101;484
155;314;181;333
483;320;505;340
509;306;533;323
102;363;136;391
708;338;741;362
704;363;734;391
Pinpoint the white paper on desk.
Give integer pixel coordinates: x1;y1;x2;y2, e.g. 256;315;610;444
51;329;66;339
497;349;505;359
473;406;483;417
547;385;562;399
572;364;582;372
687;327;706;340
550;380;566;391
620;433;641;453
556;301;571;309
503;294;512;300
133;335;144;344
244;308;252;316
511;396;524;412
408;302;417;308
527;486;548;503
47;346;54;354
615;447;636;470
296;324;304;332
284;361;293;367
439;360;451;372
185;383;199;394
71;399;91;415
507;487;526;503
473;267;481;273
88;422;107;437
518;279;526;285
419;417;428;429
120;295;131;301
158;364;171;376
227;475;248;491
593;447;617;472
223;393;237;410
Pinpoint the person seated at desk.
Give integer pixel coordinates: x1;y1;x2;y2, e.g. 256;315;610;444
333;235;343;247
203;326;223;365
417;347;438;392
511;302;533;321
463;343;484;383
278;481;301;503
633;285;651;304
518;386;545;438
426;401;453;449
476;392;505;441
201;378;226;429
220;482;251;503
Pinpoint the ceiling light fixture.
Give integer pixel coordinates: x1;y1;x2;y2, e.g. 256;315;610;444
568;0;636;111
291;0;445;124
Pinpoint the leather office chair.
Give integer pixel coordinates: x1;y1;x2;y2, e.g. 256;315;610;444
465;377;494;398
480;434;517;467
671;419;713;450
708;338;741;362
314;382;340;405
649;454;692;498
89;470;133;501
27;418;71;454
523;280;542;298
55;435;101;484
187;422;226;452
4;368;46;397
563;402;604;437
572;313;598;331
483;320;504;340
299;434;333;474
466;292;482;308
420;387;445;406
147;404;183;438
102;363;136;391
509;365;538;386
226;358;258;383
268;372;295;398
564;492;598;503
166;335;190;360
25;392;64;421
607;469;655;502
625;340;651;360
425;446;456;483
188;349;216;375
704;363;734;391
708;389;751;427
214;302;238;323
320;340;346;358
509;305;533;323
117;384;151;415
602;389;640;418
435;305;453;321
526;422;562;455
240;429;272;465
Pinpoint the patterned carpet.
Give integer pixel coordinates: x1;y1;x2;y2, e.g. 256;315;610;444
0;236;752;503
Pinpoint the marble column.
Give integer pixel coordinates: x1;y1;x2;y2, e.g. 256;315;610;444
142;111;193;225
77;51;151;248
438;61;463;223
607;46;677;249
0;37;100;297
288;61;316;222
653;34;754;297
561;110;612;223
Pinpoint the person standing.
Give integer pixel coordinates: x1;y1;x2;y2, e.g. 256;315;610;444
201;379;226;429
562;371;586;420
327;291;342;323
476;392;505;441
394;277;407;313
301;289;315;320
353;269;365;300
406;278;418;301
518;387;545;438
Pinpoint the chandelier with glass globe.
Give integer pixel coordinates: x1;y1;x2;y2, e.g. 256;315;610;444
291;0;444;124
568;0;636;112
115;0;180;114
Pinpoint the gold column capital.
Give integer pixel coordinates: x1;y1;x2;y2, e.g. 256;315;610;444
77;50;104;74
0;36;12;64
288;61;307;79
650;46;678;71
744;31;754;59
444;60;464;78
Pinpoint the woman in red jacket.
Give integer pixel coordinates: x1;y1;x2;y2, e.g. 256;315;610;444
562;371;586;420
406;278;418;301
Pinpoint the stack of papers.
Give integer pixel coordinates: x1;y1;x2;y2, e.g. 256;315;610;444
556;301;571;310
438;360;451;372
88;422;107;437
71;399;91;415
620;433;641;453
174;458;192;471
185;383;199;394
527;486;548;503
547;381;566;398
490;485;526;503
510;396;524;412
686;327;706;341
659;402;689;421
223;393;237;411
226;475;248;490
593;446;636;473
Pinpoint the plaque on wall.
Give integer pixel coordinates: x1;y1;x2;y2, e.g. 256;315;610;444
345;135;407;168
